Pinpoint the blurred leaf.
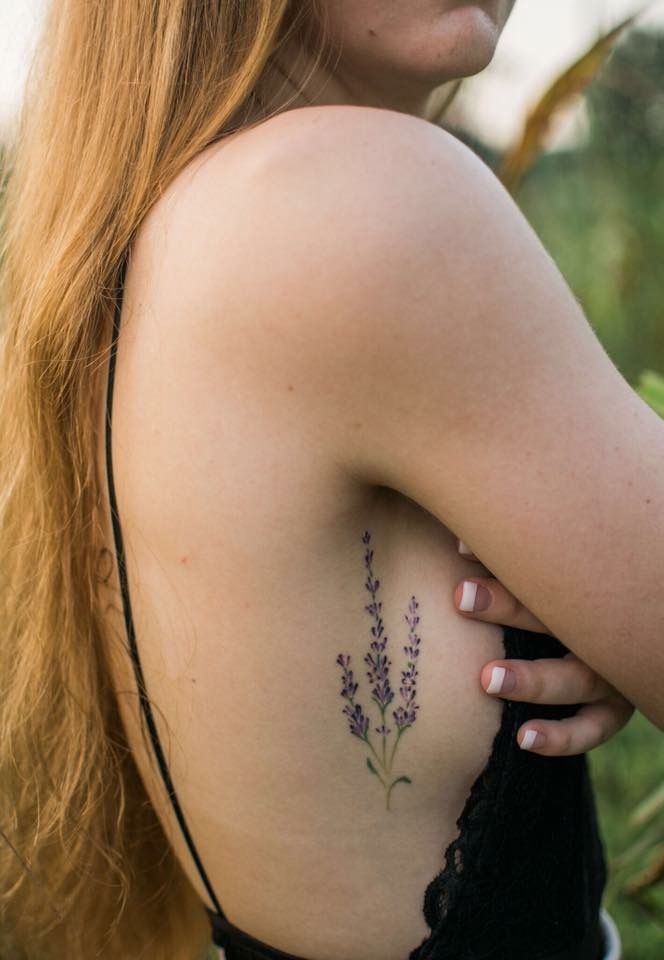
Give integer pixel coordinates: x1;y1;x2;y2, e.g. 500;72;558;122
430;78;465;124
498;11;648;194
624;843;664;894
636;369;664;416
614;824;664;870
630;780;664;829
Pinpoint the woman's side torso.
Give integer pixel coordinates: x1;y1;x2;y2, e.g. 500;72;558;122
93;119;510;960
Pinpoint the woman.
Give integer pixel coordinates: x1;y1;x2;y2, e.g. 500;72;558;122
0;1;657;958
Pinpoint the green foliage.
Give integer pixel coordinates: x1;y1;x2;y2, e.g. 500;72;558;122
519;155;664;385
589;713;664;958
637;369;664;417
498;13;639;193
585;27;664;165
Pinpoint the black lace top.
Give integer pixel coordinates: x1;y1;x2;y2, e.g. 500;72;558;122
407;625;607;960
106;257;608;960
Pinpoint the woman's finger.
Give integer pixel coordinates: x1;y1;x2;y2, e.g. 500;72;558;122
514;697;635;756
456;538;494;572
454;576;551;634
479;653;618;704
457;539;482;561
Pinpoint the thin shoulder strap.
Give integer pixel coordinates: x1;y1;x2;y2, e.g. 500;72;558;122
104;254;226;920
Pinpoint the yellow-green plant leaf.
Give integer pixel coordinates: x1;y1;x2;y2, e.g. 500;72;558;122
629;779;664;829
624;842;664;894
636;369;664;417
498;11;648;194
613;825;664;871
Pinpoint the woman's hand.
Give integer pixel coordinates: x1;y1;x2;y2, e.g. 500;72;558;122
453;539;635;756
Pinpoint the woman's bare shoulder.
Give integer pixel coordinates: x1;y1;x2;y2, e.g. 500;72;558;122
132;101;495;349
145;103;482;250
125;103;664;729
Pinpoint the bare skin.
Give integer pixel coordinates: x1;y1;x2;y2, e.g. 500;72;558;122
251;1;520;117
248;1;636;756
95;4;658;958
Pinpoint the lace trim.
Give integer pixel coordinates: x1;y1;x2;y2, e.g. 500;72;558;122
408;626;602;960
409;625;524;958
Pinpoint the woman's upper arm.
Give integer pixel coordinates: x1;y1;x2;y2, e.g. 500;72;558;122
198;105;664;727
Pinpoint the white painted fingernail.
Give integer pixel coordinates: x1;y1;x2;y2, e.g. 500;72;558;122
485;666;506;694
521;729;539;750
458;580;478;611
458;540;473;555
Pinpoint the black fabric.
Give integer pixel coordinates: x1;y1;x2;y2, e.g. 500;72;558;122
407;626;607;960
106;255;608;960
207;910;307;960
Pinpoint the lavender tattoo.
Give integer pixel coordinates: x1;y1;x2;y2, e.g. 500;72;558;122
336;530;422;810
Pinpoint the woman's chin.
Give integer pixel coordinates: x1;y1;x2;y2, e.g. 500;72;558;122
435;4;503;76
390;5;504;86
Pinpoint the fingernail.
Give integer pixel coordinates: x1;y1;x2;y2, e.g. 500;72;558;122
484;666;517;695
457;580;491;612
458;540;473;555
520;729;545;750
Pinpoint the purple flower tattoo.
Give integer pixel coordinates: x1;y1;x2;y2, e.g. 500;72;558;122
336;530;422;810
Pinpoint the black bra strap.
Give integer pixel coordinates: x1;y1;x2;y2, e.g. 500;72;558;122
207;909;311;959
104;254;226;920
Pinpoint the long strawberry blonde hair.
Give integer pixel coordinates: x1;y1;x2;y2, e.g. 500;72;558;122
0;3;334;957
0;3;460;957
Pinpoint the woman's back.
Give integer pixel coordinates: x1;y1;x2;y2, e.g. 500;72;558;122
93;107;612;959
